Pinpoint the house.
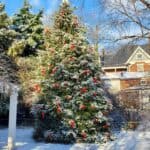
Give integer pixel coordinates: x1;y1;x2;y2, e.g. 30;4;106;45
101;45;150;94
102;45;150;73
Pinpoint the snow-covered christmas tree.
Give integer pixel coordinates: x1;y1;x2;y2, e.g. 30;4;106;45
32;0;111;143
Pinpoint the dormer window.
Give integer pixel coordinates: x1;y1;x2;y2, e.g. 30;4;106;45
136;53;143;60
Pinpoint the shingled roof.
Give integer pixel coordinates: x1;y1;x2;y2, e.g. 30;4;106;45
103;45;150;67
0;53;19;84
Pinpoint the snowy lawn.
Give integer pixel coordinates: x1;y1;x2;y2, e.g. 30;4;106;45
0;127;150;150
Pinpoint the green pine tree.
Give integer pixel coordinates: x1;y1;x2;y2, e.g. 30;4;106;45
8;0;43;57
0;2;18;117
32;1;111;143
0;2;16;52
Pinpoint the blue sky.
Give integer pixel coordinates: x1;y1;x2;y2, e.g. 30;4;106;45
1;0;146;49
2;0;61;15
1;0;108;49
1;0;110;49
1;0;102;25
1;0;88;15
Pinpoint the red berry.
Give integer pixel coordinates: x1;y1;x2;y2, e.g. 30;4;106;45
79;104;86;110
56;106;62;114
103;124;109;129
93;77;98;83
33;84;41;93
93;92;97;96
41;112;45;119
80;87;88;94
70;44;75;50
81;131;87;139
69;120;76;128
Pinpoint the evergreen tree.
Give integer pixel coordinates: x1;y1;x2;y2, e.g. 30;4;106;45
0;2;18;117
8;0;43;57
32;1;111;143
0;2;18;84
0;2;16;52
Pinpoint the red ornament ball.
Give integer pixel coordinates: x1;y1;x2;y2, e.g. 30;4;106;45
80;87;88;94
41;112;45;119
93;92;97;97
68;120;76;128
70;44;75;50
103;124;109;129
56;106;62;114
79;104;86;110
33;84;41;93
93;77;98;84
81;131;87;139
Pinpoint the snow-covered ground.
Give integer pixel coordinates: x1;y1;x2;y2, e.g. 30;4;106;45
0;126;150;150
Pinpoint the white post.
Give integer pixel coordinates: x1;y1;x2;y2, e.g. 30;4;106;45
8;86;18;150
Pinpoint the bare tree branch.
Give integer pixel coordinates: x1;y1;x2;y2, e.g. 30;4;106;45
100;0;150;44
139;0;150;9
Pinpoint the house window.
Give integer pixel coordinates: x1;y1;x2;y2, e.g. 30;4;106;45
140;80;147;85
136;53;143;60
137;64;144;72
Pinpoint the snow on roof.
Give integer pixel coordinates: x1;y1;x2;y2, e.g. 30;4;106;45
101;72;148;80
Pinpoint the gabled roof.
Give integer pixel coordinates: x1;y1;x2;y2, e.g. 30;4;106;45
0;53;18;84
103;45;150;67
